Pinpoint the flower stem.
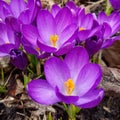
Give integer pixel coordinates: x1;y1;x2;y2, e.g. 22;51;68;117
105;0;113;15
1;68;4;85
63;103;80;120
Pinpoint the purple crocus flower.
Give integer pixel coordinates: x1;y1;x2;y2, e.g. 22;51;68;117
10;49;28;70
95;11;120;48
85;30;103;56
0;22;19;57
21;24;51;58
22;7;77;56
66;1;81;17
86;11;120;55
84;22;115;56
109;0;120;9
0;22;28;70
0;0;41;32
27;47;104;108
77;10;94;41
97;12;120;35
37;7;77;55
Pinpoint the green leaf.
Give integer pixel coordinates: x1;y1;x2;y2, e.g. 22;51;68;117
47;112;52;120
0;86;7;93
23;74;31;88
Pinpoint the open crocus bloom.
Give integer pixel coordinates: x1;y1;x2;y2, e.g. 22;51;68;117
22;7;77;56
27;47;104;108
36;7;77;55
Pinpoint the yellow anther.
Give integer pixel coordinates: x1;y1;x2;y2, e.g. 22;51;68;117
50;34;58;47
79;27;85;31
64;78;75;95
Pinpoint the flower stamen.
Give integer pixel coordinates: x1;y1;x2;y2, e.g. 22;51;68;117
64;78;75;95
79;27;85;31
50;34;58;47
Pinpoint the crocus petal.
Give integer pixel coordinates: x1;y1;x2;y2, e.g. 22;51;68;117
88;25;102;37
59;23;77;46
0;44;16;56
80;14;93;29
55;87;79;104
75;88;104;108
26;0;41;23
44;57;70;91
38;52;51;59
66;1;77;11
51;4;61;17
64;47;89;82
18;9;31;24
101;38;116;49
77;30;91;41
37;40;57;53
109;0;120;9
103;23;112;38
75;63;102;96
98;12;107;25
10;0;26;18
5;17;21;32
23;45;39;56
112;20;120;35
0;23;10;43
85;37;103;56
10;49;28;70
0;1;11;22
54;42;74;56
0;52;9;57
27;79;60;105
22;24;39;46
78;9;85;26
37;10;56;45
55;7;72;34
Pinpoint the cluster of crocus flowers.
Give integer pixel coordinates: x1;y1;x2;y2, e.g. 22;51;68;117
0;0;41;69
0;0;120;108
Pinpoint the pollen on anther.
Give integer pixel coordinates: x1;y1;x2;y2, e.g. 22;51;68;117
79;27;85;31
64;78;75;95
50;34;58;47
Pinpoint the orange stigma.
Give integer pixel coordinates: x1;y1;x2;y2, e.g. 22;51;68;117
64;78;75;95
79;27;85;31
50;34;58;47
